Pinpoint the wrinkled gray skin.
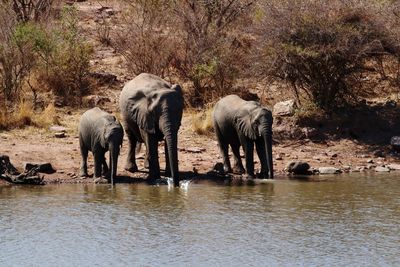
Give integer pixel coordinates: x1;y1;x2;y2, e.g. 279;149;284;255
212;95;274;179
79;107;124;183
119;73;184;187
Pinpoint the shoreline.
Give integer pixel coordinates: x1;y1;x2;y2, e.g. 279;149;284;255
1;112;399;186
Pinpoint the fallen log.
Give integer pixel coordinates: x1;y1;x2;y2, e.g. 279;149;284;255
0;155;45;185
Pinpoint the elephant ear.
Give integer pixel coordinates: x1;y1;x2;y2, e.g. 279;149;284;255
234;110;258;140
129;91;156;134
171;84;183;96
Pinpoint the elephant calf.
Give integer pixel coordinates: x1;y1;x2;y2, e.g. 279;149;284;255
78;107;124;183
212;95;274;179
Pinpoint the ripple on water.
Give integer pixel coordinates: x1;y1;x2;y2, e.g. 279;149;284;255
0;174;400;266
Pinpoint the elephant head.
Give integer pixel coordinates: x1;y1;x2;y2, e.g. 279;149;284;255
129;85;184;186
235;106;274;178
101;119;124;184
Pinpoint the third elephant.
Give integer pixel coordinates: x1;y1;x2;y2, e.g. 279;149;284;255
119;73;184;186
212;95;274;179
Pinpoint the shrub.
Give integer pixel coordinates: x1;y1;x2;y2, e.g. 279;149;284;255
37;6;92;105
171;0;254;106
191;106;214;135
114;0;176;77
8;0;58;22
255;0;400;111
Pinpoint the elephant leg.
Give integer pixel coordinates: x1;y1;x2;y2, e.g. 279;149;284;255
144;150;149;169
79;143;89;177
125;128;138;173
243;140;255;179
164;141;171;176
255;138;268;178
145;134;160;182
102;156;109;176
215;125;232;173
93;152;103;178
231;143;245;174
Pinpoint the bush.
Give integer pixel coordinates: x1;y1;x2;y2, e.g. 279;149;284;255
114;0;254;106
0;4;37;112
171;0;254;106
36;6;92;105
114;0;176;77
8;0;58;22
255;0;400;111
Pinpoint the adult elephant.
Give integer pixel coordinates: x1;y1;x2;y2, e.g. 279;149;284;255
79;107;124;184
119;73;184;186
212;95;273;179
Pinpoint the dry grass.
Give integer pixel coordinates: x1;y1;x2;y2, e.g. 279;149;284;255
0;102;60;130
191;106;214;136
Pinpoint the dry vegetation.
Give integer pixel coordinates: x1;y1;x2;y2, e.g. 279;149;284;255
2;0;400;131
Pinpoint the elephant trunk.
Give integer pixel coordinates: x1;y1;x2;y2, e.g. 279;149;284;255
263;128;274;179
109;141;119;184
164;129;179;187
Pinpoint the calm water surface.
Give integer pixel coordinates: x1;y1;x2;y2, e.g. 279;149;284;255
1;174;400;266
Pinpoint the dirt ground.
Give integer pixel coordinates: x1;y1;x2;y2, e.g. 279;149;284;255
1;108;399;185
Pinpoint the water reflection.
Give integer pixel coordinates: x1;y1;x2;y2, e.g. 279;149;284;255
0;174;399;266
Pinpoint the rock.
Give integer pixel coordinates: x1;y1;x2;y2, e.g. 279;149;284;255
375;166;390;172
49;125;66;132
390;136;400;152
318;167;342;174
185;147;206;153
213;163;224;174
342;165;351;172
286;161;311;175
94;177;109;184
273;99;296;117
24;162;56;174
367;159;374;164
90;71;117;84
373;150;385;158
82;95;111;108
54;132;66;138
331;153;338;158
387;164;400;170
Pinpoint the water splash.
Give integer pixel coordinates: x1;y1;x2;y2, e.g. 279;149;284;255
167;177;174;189
180;180;191;191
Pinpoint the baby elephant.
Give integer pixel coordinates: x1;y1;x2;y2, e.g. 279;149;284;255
79;107;124;183
212;95;273;179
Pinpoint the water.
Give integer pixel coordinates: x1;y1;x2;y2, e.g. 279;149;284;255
1;173;400;266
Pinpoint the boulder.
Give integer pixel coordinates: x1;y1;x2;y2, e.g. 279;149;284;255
286;161;311;175
24;162;56;174
54;132;66;138
318;167;342;174
375;166;390;172
390;136;400;152
82;95;111;108
49;125;66;132
273;100;296;117
387;164;400;170
90;71;117;84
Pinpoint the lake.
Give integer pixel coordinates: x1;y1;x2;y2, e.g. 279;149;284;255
1;173;399;266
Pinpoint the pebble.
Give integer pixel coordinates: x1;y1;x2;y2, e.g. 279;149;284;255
387;164;400;170
318;167;342;174
375;166;390;172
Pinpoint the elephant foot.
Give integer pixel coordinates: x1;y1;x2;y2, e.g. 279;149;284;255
244;173;255;180
125;163;138;173
233;165;245;175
